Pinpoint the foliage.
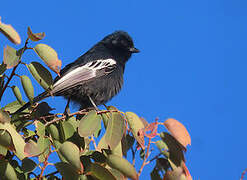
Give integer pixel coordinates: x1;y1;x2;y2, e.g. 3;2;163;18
0;17;192;180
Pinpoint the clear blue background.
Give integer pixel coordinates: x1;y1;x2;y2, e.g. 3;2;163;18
1;0;247;179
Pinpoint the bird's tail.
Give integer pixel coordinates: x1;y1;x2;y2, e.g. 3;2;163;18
13;91;49;114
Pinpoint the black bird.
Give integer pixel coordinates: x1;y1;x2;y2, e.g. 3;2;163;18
15;31;139;113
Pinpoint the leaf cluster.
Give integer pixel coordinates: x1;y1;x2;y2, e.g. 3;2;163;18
0;17;193;180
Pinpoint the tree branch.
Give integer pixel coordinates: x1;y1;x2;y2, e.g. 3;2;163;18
138;137;152;176
44;109;119;126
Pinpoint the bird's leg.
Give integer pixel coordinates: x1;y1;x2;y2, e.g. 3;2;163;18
64;98;71;116
88;95;100;112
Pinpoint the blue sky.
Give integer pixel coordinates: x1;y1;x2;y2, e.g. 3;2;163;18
1;0;247;179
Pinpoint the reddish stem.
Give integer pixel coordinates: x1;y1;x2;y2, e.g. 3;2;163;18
138;137;152;176
241;168;247;180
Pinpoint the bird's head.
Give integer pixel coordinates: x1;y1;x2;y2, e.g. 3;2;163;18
102;31;139;63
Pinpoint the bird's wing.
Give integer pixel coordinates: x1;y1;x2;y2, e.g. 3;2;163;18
52;59;116;94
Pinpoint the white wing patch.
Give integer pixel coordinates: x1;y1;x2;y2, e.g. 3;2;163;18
85;59;116;70
52;59;116;93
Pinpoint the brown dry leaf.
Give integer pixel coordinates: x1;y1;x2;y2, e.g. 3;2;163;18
163;118;191;149
0;17;21;45
27;27;45;41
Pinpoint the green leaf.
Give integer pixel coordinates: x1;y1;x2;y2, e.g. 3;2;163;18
53;140;62;150
67;116;79;130
37;136;50;162
55;162;80;180
0;145;7;156
160;132;185;167
78;110;101;137
0;63;7;75
101;106;118;128
93;121;101;138
3;45;20;69
155;140;169;157
36;121;45;137
28;61;53;90
27;27;45;41
34;44;61;75
0;77;4;95
0;130;14;150
125;112;145;149
47;124;60;140
58;141;82;172
23;129;35;138
0;110;11;123
101;113;110;128
122;134;135;157
37;135;50;152
0;18;21;44
105;112;125;150
0;160;18;180
60;120;75;141
97;134;108;150
3;101;26;114
90;163;116;180
21;158;37;173
106;154;138;180
11;86;24;105
108;168;125;180
0;123;25;160
112;142;123;157
20;75;34;102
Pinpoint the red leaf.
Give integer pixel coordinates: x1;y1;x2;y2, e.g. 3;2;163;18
163;118;191;150
24;140;42;157
144;122;158;138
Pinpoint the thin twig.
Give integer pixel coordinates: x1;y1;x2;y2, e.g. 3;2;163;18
38;146;54;180
90;135;97;149
44;171;59;178
241;168;247;180
145;152;162;165
138;137;152;176
44;109;120;126
131;146;137;166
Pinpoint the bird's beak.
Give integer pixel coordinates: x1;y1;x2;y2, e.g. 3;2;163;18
129;47;140;53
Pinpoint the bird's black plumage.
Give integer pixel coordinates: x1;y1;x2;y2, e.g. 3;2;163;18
15;31;139;113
